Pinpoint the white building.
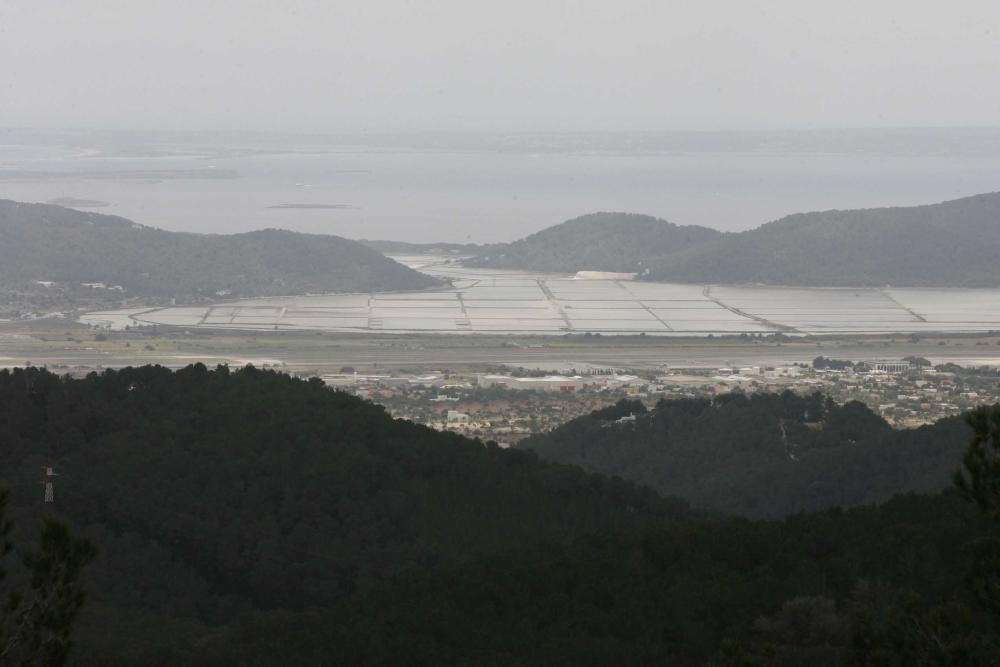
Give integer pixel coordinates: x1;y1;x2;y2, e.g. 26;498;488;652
477;374;586;393
764;366;801;378
870;359;914;374
572;271;637;281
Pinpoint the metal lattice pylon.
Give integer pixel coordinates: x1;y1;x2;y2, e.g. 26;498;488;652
41;466;58;503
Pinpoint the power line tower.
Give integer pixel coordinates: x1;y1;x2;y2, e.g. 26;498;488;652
41;466;58;504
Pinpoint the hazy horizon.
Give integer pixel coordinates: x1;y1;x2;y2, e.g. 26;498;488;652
4;0;999;241
3;1;999;133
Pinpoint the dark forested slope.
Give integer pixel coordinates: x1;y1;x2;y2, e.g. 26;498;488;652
191;493;992;666
464;212;721;273
0;365;685;661
522;393;973;518
0;200;438;299
1;366;997;664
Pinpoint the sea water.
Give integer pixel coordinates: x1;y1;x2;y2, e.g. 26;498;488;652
2;130;1000;243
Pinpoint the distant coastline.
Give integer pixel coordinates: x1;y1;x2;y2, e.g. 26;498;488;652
0;168;240;182
46;197;112;208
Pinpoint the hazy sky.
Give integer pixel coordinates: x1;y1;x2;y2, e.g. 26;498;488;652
2;0;999;132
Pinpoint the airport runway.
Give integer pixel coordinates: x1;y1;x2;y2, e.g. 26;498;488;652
8;330;1000;373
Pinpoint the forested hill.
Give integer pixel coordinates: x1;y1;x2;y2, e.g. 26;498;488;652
521;393;973;518
647;192;1000;286
463;212;721;273
195;493;991;666
461;193;1000;286
2;366;999;664
0;200;438;299
0;365;685;662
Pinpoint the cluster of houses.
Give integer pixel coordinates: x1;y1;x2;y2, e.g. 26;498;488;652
695;359;1000;426
321;368;647;398
476;373;643;393
319;357;1000;439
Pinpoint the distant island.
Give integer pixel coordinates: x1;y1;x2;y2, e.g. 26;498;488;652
0;199;439;303
463;192;1000;287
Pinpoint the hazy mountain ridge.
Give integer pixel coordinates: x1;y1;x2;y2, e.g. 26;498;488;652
0;200;439;300
650;192;1000;286
464;193;1000;286
464;212;722;273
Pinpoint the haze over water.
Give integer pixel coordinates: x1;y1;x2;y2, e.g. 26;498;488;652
2;129;1000;243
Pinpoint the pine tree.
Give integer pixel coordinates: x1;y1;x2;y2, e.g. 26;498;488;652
0;489;96;666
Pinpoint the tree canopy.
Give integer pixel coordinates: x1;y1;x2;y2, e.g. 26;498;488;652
1;365;997;664
522;392;970;518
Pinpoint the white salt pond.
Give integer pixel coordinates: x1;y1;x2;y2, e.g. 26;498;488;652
80;258;1000;337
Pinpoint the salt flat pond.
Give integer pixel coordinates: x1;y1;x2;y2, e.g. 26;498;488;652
81;257;1000;337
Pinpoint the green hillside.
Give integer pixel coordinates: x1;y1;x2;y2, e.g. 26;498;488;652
0;200;439;300
0;365;684;663
2;366;998;664
522;393;971;518
196;493;989;666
